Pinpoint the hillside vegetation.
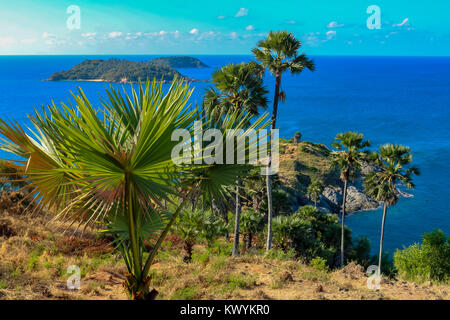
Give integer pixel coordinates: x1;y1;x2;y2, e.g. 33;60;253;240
0;205;448;300
46;57;208;83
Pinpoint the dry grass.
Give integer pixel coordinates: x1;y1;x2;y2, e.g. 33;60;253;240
0;209;448;300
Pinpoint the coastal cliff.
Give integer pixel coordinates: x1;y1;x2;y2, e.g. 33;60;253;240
277;140;379;214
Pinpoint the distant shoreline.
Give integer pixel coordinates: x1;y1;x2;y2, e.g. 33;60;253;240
44;78;208;84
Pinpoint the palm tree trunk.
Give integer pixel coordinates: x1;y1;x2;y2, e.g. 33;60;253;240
265;73;282;252
340;179;348;267
265;173;273;251
378;203;388;274
271;73;282;129
232;181;242;257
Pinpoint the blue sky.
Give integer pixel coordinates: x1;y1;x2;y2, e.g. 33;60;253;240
1;0;449;55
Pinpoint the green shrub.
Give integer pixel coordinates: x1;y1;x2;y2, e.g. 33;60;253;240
226;273;256;289
309;257;329;273
171;285;200;300
394;229;450;283
264;248;296;261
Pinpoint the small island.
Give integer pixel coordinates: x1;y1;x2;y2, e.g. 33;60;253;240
149;56;209;69
46;56;209;83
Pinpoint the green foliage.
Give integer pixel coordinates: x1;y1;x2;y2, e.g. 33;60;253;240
348;236;374;268
364;144;419;206
176;209;225;247
252;30;315;76
394;230;450;283
171;285;200;300
226;273;257;289
269;205;364;268
309;257;329;273
264;248;297;261
293;131;301;144
203;62;268;118
307;179;324;205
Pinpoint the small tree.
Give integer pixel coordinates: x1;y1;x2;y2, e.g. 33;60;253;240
307;179;324;207
240;208;264;249
293;132;301;144
176;210;203;263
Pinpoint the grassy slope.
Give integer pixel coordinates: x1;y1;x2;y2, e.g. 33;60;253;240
277;140;340;206
1;209;448;300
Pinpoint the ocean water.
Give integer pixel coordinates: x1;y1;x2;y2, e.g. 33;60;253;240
0;55;449;255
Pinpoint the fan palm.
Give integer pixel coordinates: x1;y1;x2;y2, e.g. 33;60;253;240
203;62;268;257
0;78;269;299
252;30;315;251
307;179;324;208
364;144;419;274
330;131;370;267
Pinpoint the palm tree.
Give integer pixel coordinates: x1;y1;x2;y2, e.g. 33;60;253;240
364;144;419;274
252;30;315;251
0;79;269;299
330;131;370;267
203;62;268;257
307;179;324;208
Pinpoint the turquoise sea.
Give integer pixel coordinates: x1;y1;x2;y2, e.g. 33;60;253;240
0;55;449;255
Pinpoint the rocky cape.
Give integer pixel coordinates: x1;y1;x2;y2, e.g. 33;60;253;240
277;140;380;214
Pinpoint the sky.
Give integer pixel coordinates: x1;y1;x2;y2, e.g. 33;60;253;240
0;0;449;55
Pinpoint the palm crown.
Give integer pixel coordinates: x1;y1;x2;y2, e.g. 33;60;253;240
364;144;420;206
203;62;268;118
252;31;315;76
330;131;371;182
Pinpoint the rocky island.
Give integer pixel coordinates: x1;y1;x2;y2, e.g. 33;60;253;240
46;56;209;83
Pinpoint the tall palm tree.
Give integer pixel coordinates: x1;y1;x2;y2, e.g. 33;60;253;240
0;79;269;299
330;131;370;267
364;144;419;274
252;30;315;251
203;62;268;257
307;179;324;208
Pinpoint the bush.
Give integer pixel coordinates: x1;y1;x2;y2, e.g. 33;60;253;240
394;229;450;283
309;257;329;273
240;208;264;249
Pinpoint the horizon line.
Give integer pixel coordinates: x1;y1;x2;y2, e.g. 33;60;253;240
1;54;450;58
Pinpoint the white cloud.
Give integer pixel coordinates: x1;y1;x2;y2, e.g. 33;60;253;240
286;20;296;24
230;32;239;39
108;31;123;38
326;30;337;39
245;25;254;31
159;30;168;35
189;28;199;35
235;8;248;17
81;32;96;38
42;32;55;39
393;18;409;27
327;21;344;28
0;37;16;46
197;31;217;41
217;15;226;19
20;38;37;44
173;30;180;38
